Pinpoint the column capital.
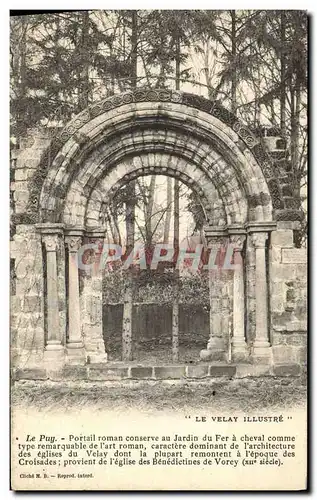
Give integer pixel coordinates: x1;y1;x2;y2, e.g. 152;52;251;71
65;235;82;253
42;233;60;252
65;227;85;253
209;236;227;247
251;232;268;248
203;225;228;246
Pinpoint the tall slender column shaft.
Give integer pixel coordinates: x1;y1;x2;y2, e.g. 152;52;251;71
200;236;226;361
230;234;248;362
65;233;85;364
42;232;64;363
251;231;271;361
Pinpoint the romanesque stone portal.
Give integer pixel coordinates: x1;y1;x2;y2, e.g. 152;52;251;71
11;90;307;380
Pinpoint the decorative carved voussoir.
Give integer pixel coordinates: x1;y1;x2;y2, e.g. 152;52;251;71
29;89;283;223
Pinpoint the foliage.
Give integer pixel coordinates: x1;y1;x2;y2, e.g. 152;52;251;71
102;267;210;305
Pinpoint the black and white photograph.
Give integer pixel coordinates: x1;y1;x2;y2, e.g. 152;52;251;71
9;9;308;491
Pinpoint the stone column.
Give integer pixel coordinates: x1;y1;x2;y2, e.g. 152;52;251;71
250;231;271;362
200;232;226;361
230;234;248;362
65;230;86;364
42;230;64;364
245;237;256;344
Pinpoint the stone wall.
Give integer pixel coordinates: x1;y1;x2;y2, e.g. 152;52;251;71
11;224;44;367
11;130;52;368
270;225;307;371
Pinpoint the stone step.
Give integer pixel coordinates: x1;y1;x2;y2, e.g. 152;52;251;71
12;362;302;382
13;363;237;381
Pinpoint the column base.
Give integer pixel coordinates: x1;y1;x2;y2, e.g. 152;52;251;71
231;340;249;363
44;343;65;368
87;352;108;364
66;342;86;365
200;337;226;362
251;342;272;364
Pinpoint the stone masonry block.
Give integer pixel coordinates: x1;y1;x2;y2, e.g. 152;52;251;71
297;347;307;364
11;312;42;330
272;310;300;330
270;297;286;313
130;366;153;379
14;181;29;192
16;324;44;346
154;366;186;379
273;331;307;347
16;157;41;170
273;345;301;364
270;282;286;313
271;264;297;281
14;169;29;181
15;225;37;235
235;364;272;378
273;364;301;377
271;230;293;247
88;365;129;380
271;281;286;298
276;221;301;231
10;296;22;313
16;278;43;296
62;366;88;380
15;259;41;279
209;365;236;378
285;319;307;332
270;246;281;263
14;190;29;203
14;368;48;381
186;365;209;378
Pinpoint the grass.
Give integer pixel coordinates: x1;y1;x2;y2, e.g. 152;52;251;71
11;375;307;414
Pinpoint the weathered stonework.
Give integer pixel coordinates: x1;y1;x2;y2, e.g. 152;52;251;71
10;90;307;378
269;229;307;370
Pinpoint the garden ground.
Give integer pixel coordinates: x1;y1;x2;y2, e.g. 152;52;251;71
11;375;307;414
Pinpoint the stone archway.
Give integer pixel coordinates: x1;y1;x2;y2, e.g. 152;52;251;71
11;89;306;377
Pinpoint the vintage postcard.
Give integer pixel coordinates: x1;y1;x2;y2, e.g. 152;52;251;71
10;9;308;491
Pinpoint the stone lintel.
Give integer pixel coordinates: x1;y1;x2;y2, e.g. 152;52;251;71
84;227;106;239
245;221;276;233
35;225;107;239
227;225;246;236
203;225;227;239
64;226;85;238
203;225;247;240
